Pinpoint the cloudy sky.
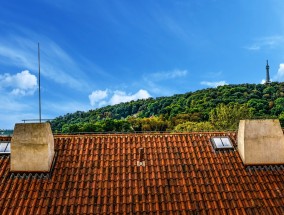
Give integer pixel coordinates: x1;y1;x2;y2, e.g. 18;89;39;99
1;0;284;129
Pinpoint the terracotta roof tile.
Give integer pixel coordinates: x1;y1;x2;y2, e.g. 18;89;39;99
1;132;284;213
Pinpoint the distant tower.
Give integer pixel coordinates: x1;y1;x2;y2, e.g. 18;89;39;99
265;60;271;84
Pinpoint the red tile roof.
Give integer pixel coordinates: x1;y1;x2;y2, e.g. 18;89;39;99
1;132;284;214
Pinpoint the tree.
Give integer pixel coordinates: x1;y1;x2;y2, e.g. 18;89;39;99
170;114;192;127
271;98;284;116
263;86;276;95
279;112;284;127
247;99;269;116
127;116;168;132
209;103;252;130
51;83;284;133
174;121;215;132
61;124;79;133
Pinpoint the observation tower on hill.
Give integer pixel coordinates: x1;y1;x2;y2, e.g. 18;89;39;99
265;60;271;84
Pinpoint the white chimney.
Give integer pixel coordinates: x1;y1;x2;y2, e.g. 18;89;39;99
11;123;54;172
238;119;284;165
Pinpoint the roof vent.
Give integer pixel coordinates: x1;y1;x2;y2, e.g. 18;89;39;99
137;148;145;167
11;123;54;172
238;119;284;165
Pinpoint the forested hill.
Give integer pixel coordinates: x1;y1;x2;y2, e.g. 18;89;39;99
51;82;284;133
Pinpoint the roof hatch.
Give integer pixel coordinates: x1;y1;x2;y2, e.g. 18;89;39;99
211;137;234;150
0;141;10;154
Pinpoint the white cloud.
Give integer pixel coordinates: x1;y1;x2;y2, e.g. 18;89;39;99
141;69;188;95
245;45;260;51
0;70;37;96
0;30;94;91
273;63;284;81
157;14;195;46
200;81;228;88
110;89;151;105
89;89;151;107
149;69;188;81
88;90;109;106
0;90;38;128
245;36;284;51
261;79;266;84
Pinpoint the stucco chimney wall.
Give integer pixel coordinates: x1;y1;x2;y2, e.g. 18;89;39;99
238;119;284;165
11;123;54;172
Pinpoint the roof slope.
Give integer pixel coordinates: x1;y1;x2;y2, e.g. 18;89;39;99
1;133;284;214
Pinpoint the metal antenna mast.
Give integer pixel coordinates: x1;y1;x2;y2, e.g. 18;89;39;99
38;43;42;123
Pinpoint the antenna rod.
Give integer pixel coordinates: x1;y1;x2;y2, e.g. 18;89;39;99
38;43;42;123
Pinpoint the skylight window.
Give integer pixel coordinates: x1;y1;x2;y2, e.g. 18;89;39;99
211;137;233;150
0;142;11;154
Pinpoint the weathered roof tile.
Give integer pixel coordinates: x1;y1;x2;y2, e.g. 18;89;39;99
1;133;284;213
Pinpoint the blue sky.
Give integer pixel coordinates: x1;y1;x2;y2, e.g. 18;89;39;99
1;0;284;129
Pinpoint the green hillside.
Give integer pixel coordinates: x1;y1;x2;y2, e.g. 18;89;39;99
50;82;284;133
